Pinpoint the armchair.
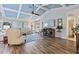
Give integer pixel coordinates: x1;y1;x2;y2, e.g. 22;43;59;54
6;28;25;45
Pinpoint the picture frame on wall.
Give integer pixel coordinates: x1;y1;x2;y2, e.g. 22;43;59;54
56;18;63;32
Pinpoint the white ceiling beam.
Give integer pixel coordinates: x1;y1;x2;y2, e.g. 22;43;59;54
4;8;18;12
35;4;48;12
35;5;49;11
17;4;22;19
41;4;48;6
0;4;6;19
4;7;32;16
61;4;67;8
66;4;79;11
35;6;41;11
35;17;40;21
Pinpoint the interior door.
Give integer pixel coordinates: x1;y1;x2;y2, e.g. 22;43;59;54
68;19;74;38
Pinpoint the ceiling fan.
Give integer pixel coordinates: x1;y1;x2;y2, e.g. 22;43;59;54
31;4;40;16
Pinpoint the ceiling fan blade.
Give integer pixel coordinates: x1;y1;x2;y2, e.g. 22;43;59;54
31;4;40;16
35;13;40;16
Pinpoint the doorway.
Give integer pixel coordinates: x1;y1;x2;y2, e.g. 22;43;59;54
67;16;74;41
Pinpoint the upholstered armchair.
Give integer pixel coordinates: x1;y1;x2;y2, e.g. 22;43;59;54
6;28;25;45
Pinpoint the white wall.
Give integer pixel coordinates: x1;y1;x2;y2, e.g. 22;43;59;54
39;5;79;39
40;8;67;39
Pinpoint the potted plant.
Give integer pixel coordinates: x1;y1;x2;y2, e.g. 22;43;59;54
56;25;63;32
73;24;79;33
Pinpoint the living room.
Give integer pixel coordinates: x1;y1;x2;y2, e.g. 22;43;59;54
0;4;79;54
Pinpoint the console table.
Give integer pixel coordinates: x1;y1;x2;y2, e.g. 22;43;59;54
42;28;55;38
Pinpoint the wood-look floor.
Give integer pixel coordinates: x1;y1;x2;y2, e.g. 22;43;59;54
0;33;76;54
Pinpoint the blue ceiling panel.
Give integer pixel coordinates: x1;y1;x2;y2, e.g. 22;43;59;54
5;10;17;18
3;4;19;10
43;4;62;9
19;13;30;19
21;4;38;13
36;8;46;15
1;4;66;20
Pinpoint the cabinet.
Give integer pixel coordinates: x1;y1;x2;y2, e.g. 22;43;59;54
42;28;55;38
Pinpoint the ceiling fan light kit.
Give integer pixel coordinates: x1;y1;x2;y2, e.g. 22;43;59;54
31;4;40;16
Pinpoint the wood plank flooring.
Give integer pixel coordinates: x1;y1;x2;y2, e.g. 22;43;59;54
0;33;76;54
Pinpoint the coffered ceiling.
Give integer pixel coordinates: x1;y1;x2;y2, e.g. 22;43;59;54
0;4;76;21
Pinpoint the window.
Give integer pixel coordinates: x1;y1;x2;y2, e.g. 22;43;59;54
3;22;11;30
0;22;3;30
44;23;48;27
